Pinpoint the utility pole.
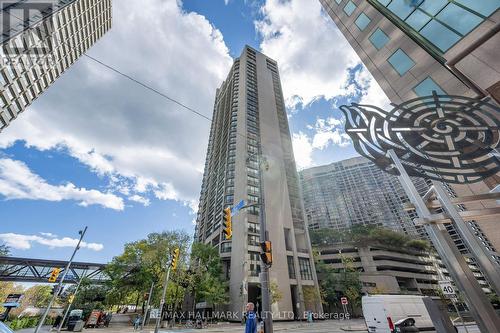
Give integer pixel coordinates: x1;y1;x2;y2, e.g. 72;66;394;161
256;145;273;333
57;276;84;333
35;227;87;333
142;282;155;329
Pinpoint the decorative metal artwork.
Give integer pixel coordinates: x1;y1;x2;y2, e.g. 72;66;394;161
340;92;500;184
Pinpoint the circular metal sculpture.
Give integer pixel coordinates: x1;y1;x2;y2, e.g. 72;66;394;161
340;92;500;184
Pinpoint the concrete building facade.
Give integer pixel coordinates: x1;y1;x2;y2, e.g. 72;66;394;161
319;0;500;255
0;0;112;132
317;243;440;295
195;46;322;320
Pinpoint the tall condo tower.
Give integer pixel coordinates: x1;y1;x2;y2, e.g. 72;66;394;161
1;0;112;132
195;46;322;319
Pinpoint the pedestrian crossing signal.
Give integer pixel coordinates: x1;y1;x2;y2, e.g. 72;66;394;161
223;207;232;240
260;241;272;266
48;268;61;283
170;248;180;271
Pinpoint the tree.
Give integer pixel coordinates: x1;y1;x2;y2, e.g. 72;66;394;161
269;282;283;305
105;230;191;310
66;279;109;319
310;226;431;254
188;243;229;308
0;244;9;256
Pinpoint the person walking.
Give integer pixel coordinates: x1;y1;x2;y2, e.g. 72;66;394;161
245;303;258;333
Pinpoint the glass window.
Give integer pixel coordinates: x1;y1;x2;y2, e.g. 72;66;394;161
413;77;446;96
454;0;500;17
369;28;390;50
287;256;296;279
377;0;391;5
387;49;415;75
405;9;431;30
419;0;448;15
387;0;418;20
344;1;356;16
419;19;461;51
437;3;482;35
299;258;313;280
335;0;342;4
355;13;371;31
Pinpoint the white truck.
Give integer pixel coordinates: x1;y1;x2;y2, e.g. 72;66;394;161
362;295;436;332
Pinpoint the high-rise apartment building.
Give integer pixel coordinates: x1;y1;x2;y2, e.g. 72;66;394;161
301;157;497;293
300;156;419;234
0;0;112;132
320;0;500;252
195;46;322;319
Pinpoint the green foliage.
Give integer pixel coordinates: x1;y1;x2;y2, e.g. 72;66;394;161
310;226;431;253
66;279;109;319
7;316;54;330
21;285;52;308
269;282;283;305
315;254;362;312
188;242;229;307
0;244;9;256
105;230;191;307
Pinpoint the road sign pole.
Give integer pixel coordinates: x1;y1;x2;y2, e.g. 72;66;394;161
57;275;84;333
35;227;87;333
142;281;155;329
451;298;469;333
154;261;171;333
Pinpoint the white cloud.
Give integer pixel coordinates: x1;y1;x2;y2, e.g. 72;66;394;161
129;194;151;207
0;158;124;210
354;66;391;109
256;0;360;109
292;132;314;169
40;232;57;238
0;233;104;251
311;117;351;149
0;0;233;210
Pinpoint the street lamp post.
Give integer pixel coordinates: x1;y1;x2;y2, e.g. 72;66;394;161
35;227;87;333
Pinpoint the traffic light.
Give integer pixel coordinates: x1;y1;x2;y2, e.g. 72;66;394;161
68;295;75;304
48;268;61;283
223;207;232;240
170;248;180;271
260;241;273;266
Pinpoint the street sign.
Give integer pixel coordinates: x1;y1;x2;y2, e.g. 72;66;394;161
439;280;456;297
149;308;160;319
231;199;245;216
341;297;348;305
3;294;23;308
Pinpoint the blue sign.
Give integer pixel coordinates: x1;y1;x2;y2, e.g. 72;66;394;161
231;200;245;216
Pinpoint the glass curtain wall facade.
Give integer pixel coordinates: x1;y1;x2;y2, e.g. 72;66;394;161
195;46;322;320
0;0;112;132
299;156;419;234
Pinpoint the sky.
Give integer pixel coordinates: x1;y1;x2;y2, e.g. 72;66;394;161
0;0;390;264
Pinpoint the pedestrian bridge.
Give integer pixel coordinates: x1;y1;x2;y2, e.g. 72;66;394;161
0;256;109;284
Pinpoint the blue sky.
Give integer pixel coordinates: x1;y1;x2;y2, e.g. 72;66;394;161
0;0;388;263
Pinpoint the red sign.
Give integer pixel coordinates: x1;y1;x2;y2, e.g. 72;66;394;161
341;297;348;305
